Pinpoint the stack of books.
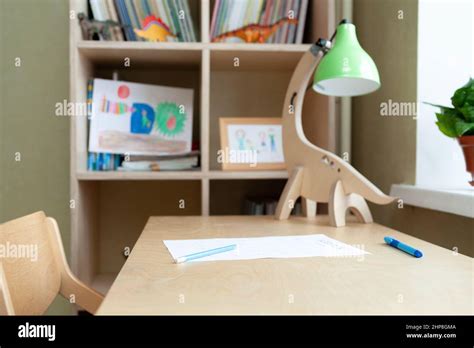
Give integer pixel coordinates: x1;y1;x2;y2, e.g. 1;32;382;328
210;0;308;44
88;0;197;42
118;151;200;171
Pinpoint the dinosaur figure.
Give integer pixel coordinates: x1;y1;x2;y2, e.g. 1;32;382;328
78;12;126;41
134;15;177;42
212;18;298;43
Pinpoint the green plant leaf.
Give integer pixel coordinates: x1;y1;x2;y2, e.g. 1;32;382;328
451;78;474;108
466;92;474;106
459;105;474;122
424;102;458;115
451;87;468;108
427;78;474;138
465;77;474;88
435;113;458;138
454;119;474;136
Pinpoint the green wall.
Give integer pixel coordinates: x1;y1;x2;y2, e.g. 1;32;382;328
0;0;72;314
352;0;473;256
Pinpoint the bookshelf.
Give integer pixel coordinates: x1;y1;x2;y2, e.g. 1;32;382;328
70;0;340;293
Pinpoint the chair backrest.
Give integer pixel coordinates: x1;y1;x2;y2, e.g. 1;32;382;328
0;211;61;315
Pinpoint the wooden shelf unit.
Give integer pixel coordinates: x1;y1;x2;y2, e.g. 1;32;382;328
70;0;338;293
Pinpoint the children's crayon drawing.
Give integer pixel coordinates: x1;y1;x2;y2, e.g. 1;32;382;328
88;78;193;155
227;124;284;163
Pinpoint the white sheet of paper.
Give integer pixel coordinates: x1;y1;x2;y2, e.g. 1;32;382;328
163;234;369;263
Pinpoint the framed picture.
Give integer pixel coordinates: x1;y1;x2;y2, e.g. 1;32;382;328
219;117;286;171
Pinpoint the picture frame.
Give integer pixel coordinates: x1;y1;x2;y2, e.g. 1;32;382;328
219;117;286;171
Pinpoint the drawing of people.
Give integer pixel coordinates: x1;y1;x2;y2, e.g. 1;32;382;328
268;128;276;152
235;129;246;150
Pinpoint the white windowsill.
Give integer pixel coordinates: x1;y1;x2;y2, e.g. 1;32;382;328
390;184;474;218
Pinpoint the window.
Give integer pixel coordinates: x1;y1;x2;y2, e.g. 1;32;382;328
391;0;474;218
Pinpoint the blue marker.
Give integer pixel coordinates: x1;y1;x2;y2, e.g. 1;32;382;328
384;236;423;258
175;244;237;263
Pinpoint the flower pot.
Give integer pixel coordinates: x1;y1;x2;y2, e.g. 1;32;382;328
458;135;474;186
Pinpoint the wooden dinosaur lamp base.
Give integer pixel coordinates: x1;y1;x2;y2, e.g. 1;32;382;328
275;167;377;228
275;21;396;227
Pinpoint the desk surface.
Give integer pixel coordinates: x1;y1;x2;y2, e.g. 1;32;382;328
97;216;473;315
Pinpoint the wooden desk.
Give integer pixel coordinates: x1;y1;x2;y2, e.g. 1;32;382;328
97;216;472;315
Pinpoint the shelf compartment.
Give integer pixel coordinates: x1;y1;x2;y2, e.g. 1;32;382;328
209;67;293;170
208;0;325;45
73;180;202;291
210;179;286;215
72;60;202;173
210;45;307;71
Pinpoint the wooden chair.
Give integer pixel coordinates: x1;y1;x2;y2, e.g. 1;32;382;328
0;211;103;315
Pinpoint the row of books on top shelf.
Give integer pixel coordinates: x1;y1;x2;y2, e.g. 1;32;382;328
210;0;308;43
85;0;308;44
244;197;302;215
88;0;197;42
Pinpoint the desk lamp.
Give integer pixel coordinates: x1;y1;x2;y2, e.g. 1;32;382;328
275;19;396;227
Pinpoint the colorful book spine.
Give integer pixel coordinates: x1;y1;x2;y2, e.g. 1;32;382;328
126;0;143;40
88;152;96;170
295;0;308;44
115;0;137;40
167;0;183;42
210;0;220;39
87;79;93;119
182;0;197;42
176;0;189;42
107;0;125;40
88;152;122;171
288;0;300;43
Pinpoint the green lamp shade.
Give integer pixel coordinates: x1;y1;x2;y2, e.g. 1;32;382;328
313;23;380;97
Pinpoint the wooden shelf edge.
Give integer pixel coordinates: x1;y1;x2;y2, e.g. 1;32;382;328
76;170;204;181
209;43;311;52
76;40;205;51
208;170;288;180
76;170;288;181
76;40;310;53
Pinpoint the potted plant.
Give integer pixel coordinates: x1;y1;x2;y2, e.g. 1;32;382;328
430;78;474;186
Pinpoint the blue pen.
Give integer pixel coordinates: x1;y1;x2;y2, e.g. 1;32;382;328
175;244;237;264
384;236;423;258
